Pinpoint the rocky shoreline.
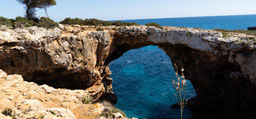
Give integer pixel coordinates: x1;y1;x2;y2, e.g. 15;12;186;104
0;25;255;118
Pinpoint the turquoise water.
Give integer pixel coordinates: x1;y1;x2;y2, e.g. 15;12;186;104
122;14;256;30
110;15;256;119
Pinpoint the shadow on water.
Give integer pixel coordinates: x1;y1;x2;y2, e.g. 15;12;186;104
110;45;196;119
146;105;192;119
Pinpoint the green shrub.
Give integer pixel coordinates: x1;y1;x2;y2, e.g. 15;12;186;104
146;22;161;28
102;21;113;26
12;17;34;28
60;17;138;26
112;21;122;26
84;18;112;26
125;22;138;26
82;95;93;104
36;17;58;29
186;32;193;37
0;17;12;26
0;16;58;29
84;18;101;25
60;17;84;25
96;27;104;31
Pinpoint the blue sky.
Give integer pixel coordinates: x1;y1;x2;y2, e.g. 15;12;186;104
1;0;256;21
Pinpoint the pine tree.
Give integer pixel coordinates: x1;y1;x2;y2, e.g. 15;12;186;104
16;0;56;20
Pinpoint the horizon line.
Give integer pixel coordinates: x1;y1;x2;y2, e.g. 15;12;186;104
108;14;256;21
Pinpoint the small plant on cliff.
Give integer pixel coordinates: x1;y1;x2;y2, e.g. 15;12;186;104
38;116;44;119
171;64;188;119
96;27;104;31
186;32;193;37
82;95;93;104
146;22;161;28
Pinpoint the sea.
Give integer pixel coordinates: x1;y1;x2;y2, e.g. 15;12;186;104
109;14;256;119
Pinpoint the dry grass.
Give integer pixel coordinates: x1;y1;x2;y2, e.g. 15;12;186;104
214;29;256;37
172;64;188;119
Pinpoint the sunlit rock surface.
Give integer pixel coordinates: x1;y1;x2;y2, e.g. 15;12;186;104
0;25;255;118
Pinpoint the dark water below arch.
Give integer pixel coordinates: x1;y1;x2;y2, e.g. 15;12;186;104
110;46;196;119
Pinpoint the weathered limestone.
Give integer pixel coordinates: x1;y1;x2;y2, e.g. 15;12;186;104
0;69;127;119
0;25;255;118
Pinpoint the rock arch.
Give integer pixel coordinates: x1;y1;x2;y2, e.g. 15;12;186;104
105;27;256;118
0;25;255;118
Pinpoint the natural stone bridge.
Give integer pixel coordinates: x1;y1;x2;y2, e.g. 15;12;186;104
0;25;255;118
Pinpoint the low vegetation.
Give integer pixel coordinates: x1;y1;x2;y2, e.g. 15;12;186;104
186;32;193;37
214;29;256;37
60;17;138;26
96;27;104;31
59;18;84;25
0;16;141;29
146;22;161;28
37;17;59;29
12;16;35;28
0;16;58;29
82;95;93;104
0;17;13;27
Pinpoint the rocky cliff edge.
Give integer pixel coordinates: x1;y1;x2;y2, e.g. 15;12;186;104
0;25;255;118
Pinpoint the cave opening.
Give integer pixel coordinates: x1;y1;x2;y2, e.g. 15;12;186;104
109;45;196;119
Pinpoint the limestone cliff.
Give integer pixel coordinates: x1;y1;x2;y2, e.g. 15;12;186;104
0;69;129;119
0;25;255;118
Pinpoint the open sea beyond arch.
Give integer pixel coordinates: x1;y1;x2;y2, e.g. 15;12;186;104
109;14;256;119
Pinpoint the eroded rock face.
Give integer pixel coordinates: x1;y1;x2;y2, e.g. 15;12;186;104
0;69;128;119
0;25;255;118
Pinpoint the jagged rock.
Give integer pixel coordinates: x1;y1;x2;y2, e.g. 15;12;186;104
40;84;57;93
0;69;7;80
15;99;44;113
112;112;126;119
0;70;108;119
36;108;76;119
0;25;255;118
72;103;105;119
12;99;45;118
